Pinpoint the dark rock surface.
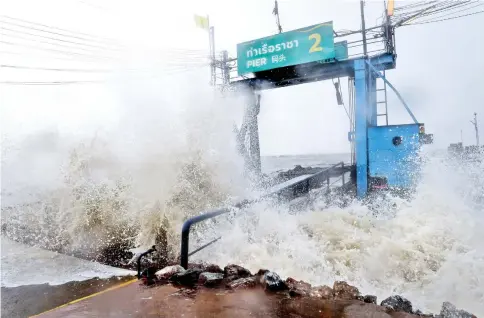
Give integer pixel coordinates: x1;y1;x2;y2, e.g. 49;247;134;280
224;264;252;282
381;295;413;314
155;264;184;281
169;268;203;287
440;301;477;318
261;271;287;292
226;276;259;290
333;280;360;300
363;295;378;304
198;272;224;287
286;277;312;297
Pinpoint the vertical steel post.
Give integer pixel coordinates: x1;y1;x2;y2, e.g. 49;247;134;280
354;59;369;198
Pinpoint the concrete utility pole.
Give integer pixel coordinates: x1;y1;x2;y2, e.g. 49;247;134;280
360;0;368;57
470;112;479;146
273;0;283;34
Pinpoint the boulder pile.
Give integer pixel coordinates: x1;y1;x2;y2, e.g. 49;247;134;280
146;263;477;318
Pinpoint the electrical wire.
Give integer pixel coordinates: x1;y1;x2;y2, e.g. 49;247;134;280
0;40;118;61
0;17;219;56
1;37;214;66
0;15;122;46
0;26;123;52
392;0;483;27
409;0;480;19
0;80;105;85
0;64;112;73
0;30;121;56
398;0;478;24
0;68;209;86
403;9;484;25
402;2;483;25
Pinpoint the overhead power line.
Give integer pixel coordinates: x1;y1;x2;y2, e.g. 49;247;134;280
403;9;484;25
0;81;105;85
411;0;482;19
0;40;117;61
0;17;219;56
392;0;483;27
0;15;121;46
0;64;112;73
0;26;122;52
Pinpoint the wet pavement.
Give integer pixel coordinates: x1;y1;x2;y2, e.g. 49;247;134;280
1;276;136;318
30;281;283;318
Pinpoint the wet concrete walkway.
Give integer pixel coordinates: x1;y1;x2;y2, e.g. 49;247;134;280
33;281;283;318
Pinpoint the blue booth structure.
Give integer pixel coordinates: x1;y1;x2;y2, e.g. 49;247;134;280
232;51;432;198
224;12;436;199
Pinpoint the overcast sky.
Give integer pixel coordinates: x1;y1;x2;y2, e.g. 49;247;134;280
1;0;483;156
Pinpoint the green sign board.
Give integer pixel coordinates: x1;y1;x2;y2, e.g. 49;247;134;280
237;21;336;76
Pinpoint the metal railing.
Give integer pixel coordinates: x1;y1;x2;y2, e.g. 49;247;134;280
180;162;349;268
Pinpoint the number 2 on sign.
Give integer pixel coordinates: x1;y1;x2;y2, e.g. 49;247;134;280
308;33;323;53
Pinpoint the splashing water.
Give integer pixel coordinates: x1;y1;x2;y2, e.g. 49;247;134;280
194;150;484;315
2;67;483;315
1;69;254;265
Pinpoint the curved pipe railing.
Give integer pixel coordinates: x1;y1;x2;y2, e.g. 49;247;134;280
180;161;348;269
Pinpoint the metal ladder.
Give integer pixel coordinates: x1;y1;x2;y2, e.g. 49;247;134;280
376;70;389;126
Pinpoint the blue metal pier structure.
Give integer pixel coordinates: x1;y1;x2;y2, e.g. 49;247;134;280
229;51;432;198
214;5;435;198
231;53;403;198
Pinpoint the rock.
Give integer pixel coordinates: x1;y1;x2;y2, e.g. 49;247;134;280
226;276;258;290
261;271;287;292
155;265;184;281
344;302;393;318
363;295;378;304
223;264;252;282
170;268;203;287
189;263;223;274
440;301;476;318
198;272;224;288
381;295;413;314
390;313;419;318
256;269;269;276
286;277;312;297
333;281;360;300
310;285;333;299
412;309;434;317
203;264;224;273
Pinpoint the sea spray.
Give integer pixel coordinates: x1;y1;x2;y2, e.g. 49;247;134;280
1;70;254;265
192;150;484;315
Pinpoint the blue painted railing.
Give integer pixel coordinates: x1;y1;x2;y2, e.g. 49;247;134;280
180;162;348;269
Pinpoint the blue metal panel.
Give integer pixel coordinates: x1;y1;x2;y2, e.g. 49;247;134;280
368;124;420;188
354;59;368;198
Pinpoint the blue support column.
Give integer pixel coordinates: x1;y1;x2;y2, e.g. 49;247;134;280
354;59;369;198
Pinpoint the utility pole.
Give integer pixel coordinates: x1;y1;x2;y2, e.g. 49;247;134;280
273;0;283;34
470;112;479;146
360;0;368;57
209;25;216;86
